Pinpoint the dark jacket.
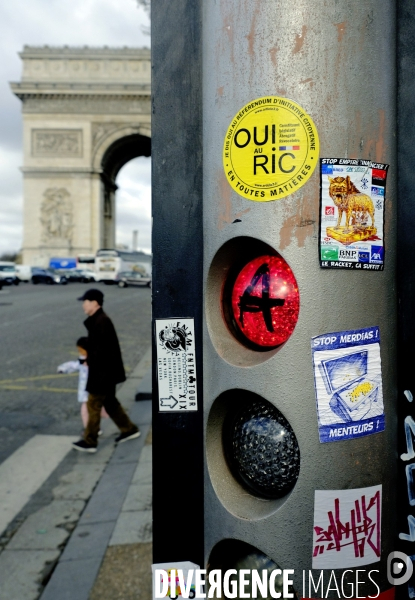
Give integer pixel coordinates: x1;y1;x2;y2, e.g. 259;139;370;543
84;308;126;394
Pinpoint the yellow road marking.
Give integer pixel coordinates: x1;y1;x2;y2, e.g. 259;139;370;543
0;385;77;393
38;387;78;393
0;385;30;390
0;373;79;394
0;373;77;384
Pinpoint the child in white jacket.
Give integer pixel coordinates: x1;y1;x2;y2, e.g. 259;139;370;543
57;337;108;430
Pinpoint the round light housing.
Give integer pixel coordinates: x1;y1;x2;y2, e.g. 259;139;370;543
224;396;300;499
226;254;299;350
208;539;298;600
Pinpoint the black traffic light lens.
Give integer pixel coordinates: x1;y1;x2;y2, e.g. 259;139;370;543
208;539;298;600
224;396;300;499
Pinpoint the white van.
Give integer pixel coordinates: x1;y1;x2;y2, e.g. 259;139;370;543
15;265;32;282
0;262;18;286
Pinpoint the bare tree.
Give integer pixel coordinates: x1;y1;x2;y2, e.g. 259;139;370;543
137;0;150;35
137;0;150;13
0;252;19;263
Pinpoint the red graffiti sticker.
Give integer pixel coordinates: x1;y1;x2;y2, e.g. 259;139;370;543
313;485;382;569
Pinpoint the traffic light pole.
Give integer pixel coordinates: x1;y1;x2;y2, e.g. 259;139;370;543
152;0;204;566
152;0;398;596
203;1;396;597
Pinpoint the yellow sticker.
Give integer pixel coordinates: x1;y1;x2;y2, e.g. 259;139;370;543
223;96;319;202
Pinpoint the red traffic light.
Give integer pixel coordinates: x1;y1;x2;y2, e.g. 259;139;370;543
227;254;300;349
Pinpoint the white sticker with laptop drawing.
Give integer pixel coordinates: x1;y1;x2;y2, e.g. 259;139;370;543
311;326;384;443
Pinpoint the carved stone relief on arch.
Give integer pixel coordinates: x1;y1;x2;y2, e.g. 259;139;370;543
40;187;73;245
32;129;83;158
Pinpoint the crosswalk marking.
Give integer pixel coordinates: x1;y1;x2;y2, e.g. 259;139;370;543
0;435;77;536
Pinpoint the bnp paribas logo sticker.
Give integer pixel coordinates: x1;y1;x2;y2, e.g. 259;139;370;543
321;247;339;261
223;96;319;202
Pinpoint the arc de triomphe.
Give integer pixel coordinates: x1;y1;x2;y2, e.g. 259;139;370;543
11;46;151;267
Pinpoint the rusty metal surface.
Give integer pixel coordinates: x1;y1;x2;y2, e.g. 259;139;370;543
203;0;396;594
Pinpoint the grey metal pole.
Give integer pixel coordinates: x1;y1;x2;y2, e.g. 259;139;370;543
397;2;415;599
203;1;396;597
152;0;204;566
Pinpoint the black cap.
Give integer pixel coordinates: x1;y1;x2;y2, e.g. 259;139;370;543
77;288;104;305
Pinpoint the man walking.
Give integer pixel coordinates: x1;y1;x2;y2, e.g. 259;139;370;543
72;289;140;453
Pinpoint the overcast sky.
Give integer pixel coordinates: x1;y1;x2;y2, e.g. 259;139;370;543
0;0;151;257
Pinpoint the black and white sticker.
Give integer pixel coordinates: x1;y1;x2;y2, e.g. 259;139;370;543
155;318;198;412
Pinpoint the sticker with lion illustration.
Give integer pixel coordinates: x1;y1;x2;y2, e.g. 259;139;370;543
319;158;389;271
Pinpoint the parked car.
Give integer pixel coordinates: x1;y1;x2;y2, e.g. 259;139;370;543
31;268;68;285
115;271;151;288
64;269;97;283
15;265;32;282
0;262;19;286
78;269;97;283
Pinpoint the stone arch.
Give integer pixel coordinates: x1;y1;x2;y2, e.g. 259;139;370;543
92;124;151;173
11;46;151;266
96;130;151;248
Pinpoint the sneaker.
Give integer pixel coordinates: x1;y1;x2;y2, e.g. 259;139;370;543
115;429;141;444
72;440;97;453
